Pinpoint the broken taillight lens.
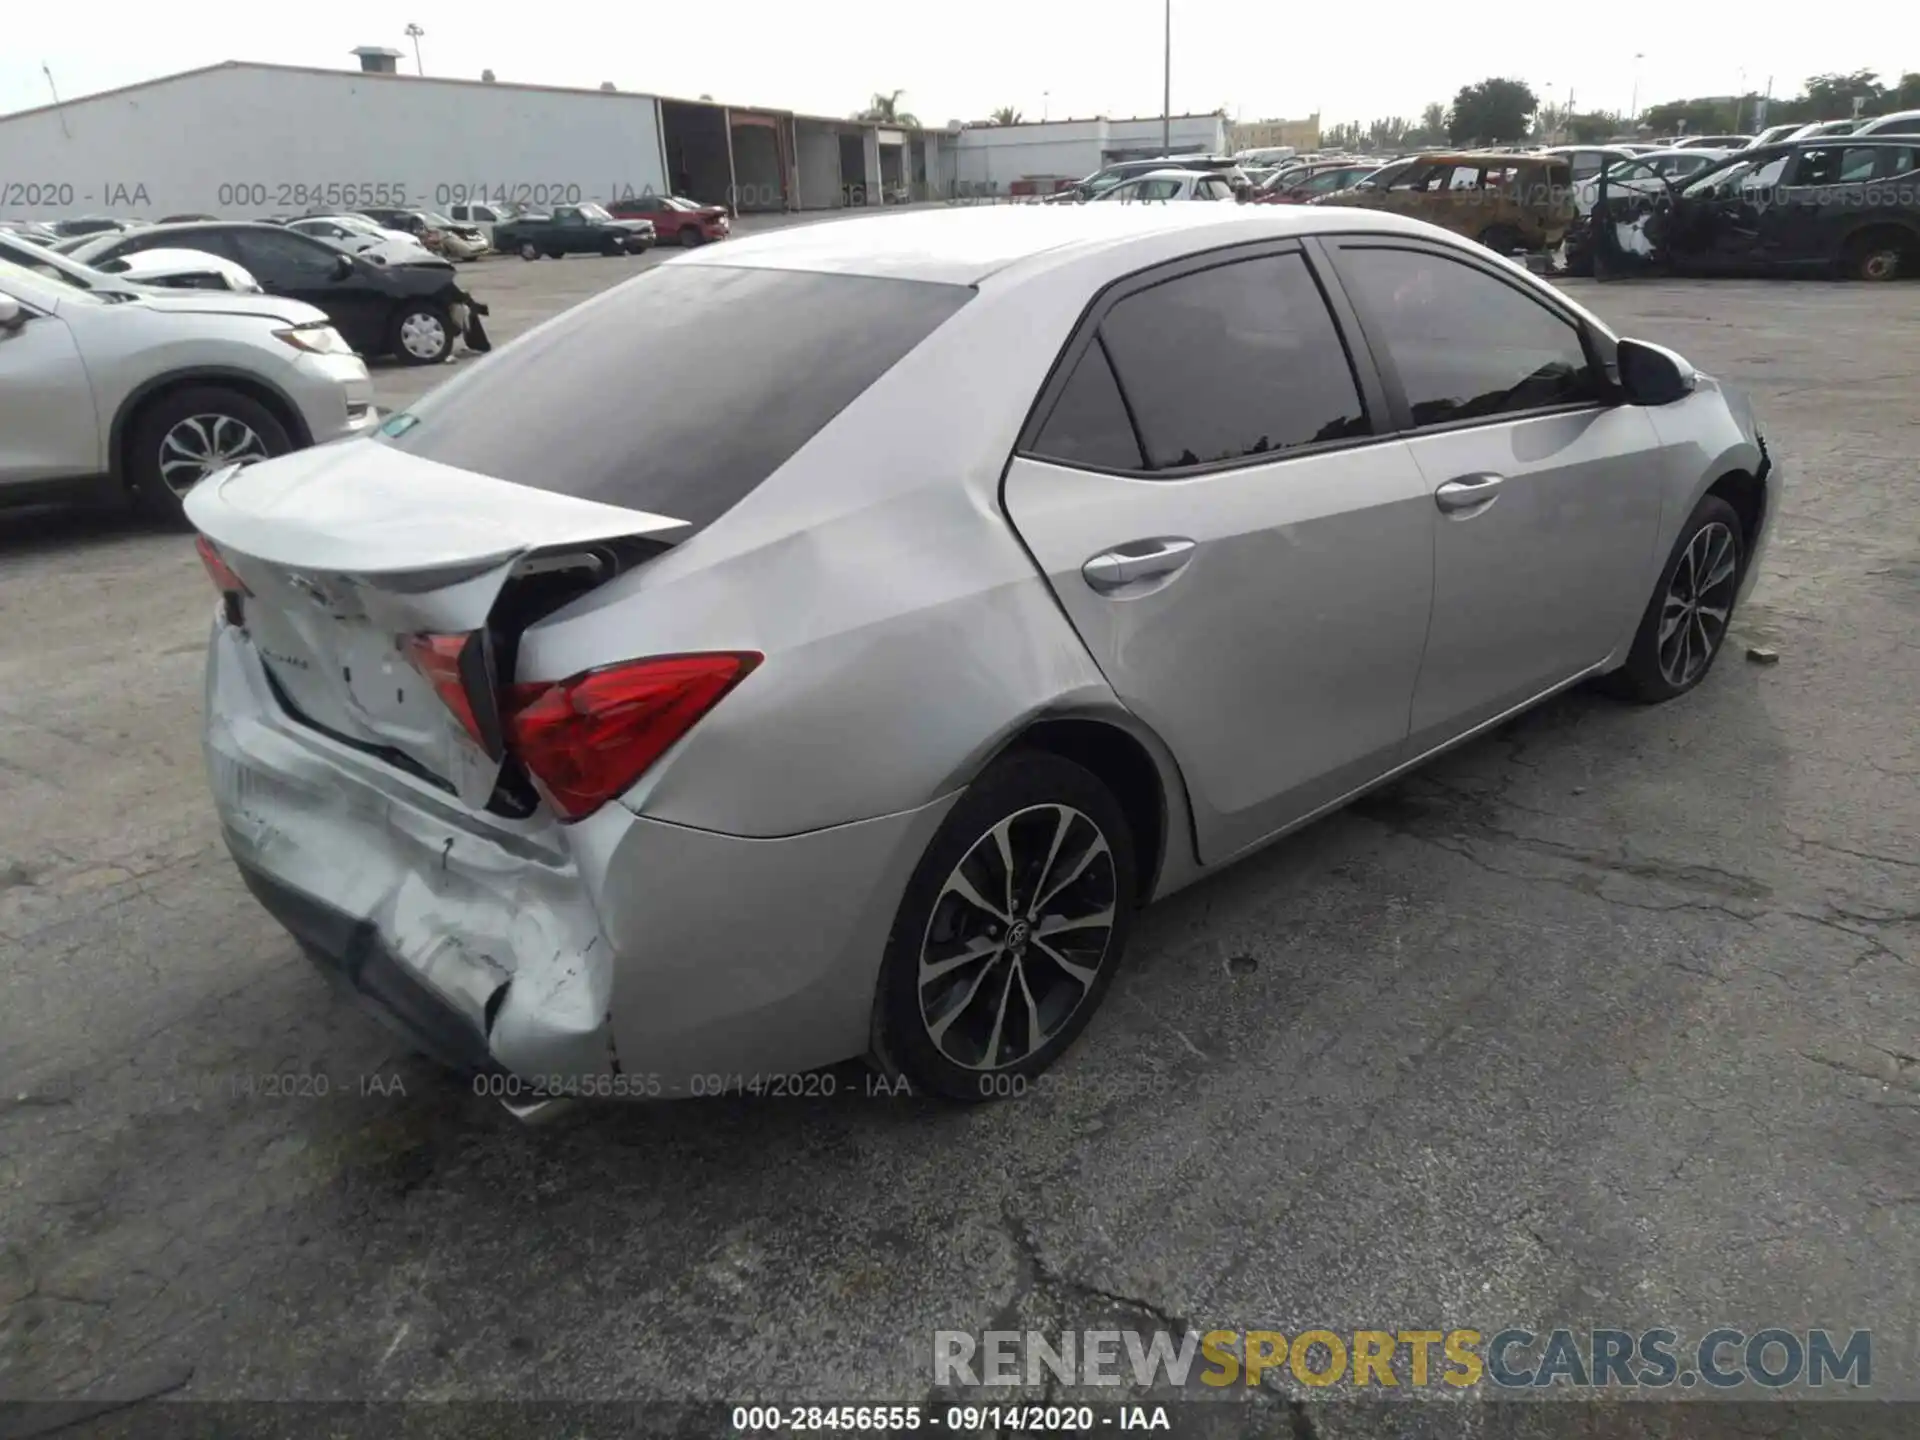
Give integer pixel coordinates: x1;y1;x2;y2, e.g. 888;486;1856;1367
404;632;488;749
196;535;250;596
505;652;761;822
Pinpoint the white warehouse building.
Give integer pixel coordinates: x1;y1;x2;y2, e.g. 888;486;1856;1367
949;114;1232;195
0;56;965;222
0;57;1236;223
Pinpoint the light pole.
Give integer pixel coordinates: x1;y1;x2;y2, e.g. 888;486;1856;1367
1043;90;1050;122
1629;52;1644;126
405;23;425;77
1162;0;1171;154
1735;68;1746;131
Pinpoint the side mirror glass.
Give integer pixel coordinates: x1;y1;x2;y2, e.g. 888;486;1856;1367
0;293;22;329
335;251;356;278
1616;337;1698;406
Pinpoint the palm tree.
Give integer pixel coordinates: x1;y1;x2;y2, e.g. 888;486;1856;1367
989;106;1022;125
856;89;920;126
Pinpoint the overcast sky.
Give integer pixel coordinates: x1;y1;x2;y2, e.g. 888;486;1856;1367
2;1;1909;126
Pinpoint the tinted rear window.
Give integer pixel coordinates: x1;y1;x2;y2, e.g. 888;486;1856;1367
376;264;971;531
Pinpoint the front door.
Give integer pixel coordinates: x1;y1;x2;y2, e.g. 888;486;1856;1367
1323;238;1669;748
228;228;388;354
1001;244;1435;862
0;287;100;486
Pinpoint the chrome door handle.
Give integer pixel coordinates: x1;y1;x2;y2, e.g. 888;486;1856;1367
1434;473;1505;513
1082;537;1196;592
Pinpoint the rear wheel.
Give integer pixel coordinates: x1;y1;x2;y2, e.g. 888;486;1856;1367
389;302;454;366
1601;493;1745;703
127;386;291;522
871;751;1136;1102
517;240;540;261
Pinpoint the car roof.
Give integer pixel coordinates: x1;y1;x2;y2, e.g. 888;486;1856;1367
674;202;1466;286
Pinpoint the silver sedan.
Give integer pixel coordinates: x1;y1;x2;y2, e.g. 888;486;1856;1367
189;203;1779;1107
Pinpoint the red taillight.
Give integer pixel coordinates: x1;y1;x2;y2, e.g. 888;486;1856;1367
505;652;761;822
404;633;488;748
195;535;250;597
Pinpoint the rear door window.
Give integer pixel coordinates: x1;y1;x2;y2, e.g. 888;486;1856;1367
1096;252;1370;470
376;265;972;532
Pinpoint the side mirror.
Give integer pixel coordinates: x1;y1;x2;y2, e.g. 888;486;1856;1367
0;293;22;329
335;251;356;278
1616;337;1698;406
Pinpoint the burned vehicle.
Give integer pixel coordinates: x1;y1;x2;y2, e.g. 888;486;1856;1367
1309;151;1578;254
1578;137;1920;281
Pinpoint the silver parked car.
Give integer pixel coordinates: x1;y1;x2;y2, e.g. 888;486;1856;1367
190;205;1780;1107
0;256;377;517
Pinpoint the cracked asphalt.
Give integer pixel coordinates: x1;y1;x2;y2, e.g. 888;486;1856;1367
2;253;1917;1438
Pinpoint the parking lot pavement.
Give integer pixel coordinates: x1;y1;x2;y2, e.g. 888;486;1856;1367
2;261;1916;1429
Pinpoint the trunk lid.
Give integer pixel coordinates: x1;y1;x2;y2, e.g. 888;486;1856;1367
186;442;687;809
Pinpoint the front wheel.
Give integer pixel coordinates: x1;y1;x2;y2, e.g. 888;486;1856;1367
1601;494;1745;703
679;226;704;247
127;386;292;522
517;240;540;261
871;751;1136;1102
1844;230;1906;282
389;302;454;366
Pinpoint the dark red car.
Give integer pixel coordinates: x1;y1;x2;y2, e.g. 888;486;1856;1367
604;195;732;245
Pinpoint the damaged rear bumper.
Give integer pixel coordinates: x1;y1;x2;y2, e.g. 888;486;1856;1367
203;620;952;1103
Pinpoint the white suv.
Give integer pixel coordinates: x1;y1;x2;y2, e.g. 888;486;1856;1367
0;252;377;519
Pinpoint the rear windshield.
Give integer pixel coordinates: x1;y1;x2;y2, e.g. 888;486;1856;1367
376;264;971;532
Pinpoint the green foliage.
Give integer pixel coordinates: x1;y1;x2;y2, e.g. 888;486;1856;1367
856;90;920;127
1447;78;1538;145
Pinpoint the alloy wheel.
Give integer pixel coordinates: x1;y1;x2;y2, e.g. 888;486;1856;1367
398;311;448;360
917;803;1117;1071
1657;520;1738;688
157;414;270;496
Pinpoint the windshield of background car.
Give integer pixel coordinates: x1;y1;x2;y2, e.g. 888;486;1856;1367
1682;152;1789;196
0;256;105;302
374;265;973;533
579;203;613;220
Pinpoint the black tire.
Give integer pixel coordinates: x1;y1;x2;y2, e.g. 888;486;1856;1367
126;385;292;523
388;302;454;366
1842;229;1907;282
871;751;1137;1102
1600;493;1745;704
679;225;704;248
1477;224;1524;255
517;240;540;261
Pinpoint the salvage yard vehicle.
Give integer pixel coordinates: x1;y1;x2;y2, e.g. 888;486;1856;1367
1095;170;1240;203
1584;136;1920;281
66;222;492;364
92;248;263;293
1253;160;1378;204
0;255;375;518
1045;154;1246;203
287;214;438;266
493;203;657;259
356;208;490;261
1310;150;1578;254
606;194;732;245
189;204;1778;1108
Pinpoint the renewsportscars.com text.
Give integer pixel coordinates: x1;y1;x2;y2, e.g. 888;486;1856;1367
934;1327;1871;1390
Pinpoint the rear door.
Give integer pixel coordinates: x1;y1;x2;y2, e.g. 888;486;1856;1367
1001;243;1434;862
1322;238;1667;748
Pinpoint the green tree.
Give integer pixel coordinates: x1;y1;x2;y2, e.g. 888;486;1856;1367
1447;78;1537;145
988;106;1022;125
1418;102;1448;142
1639;97;1739;135
1803;70;1882;120
856;90;920;126
1563;109;1626;143
1889;72;1920;111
